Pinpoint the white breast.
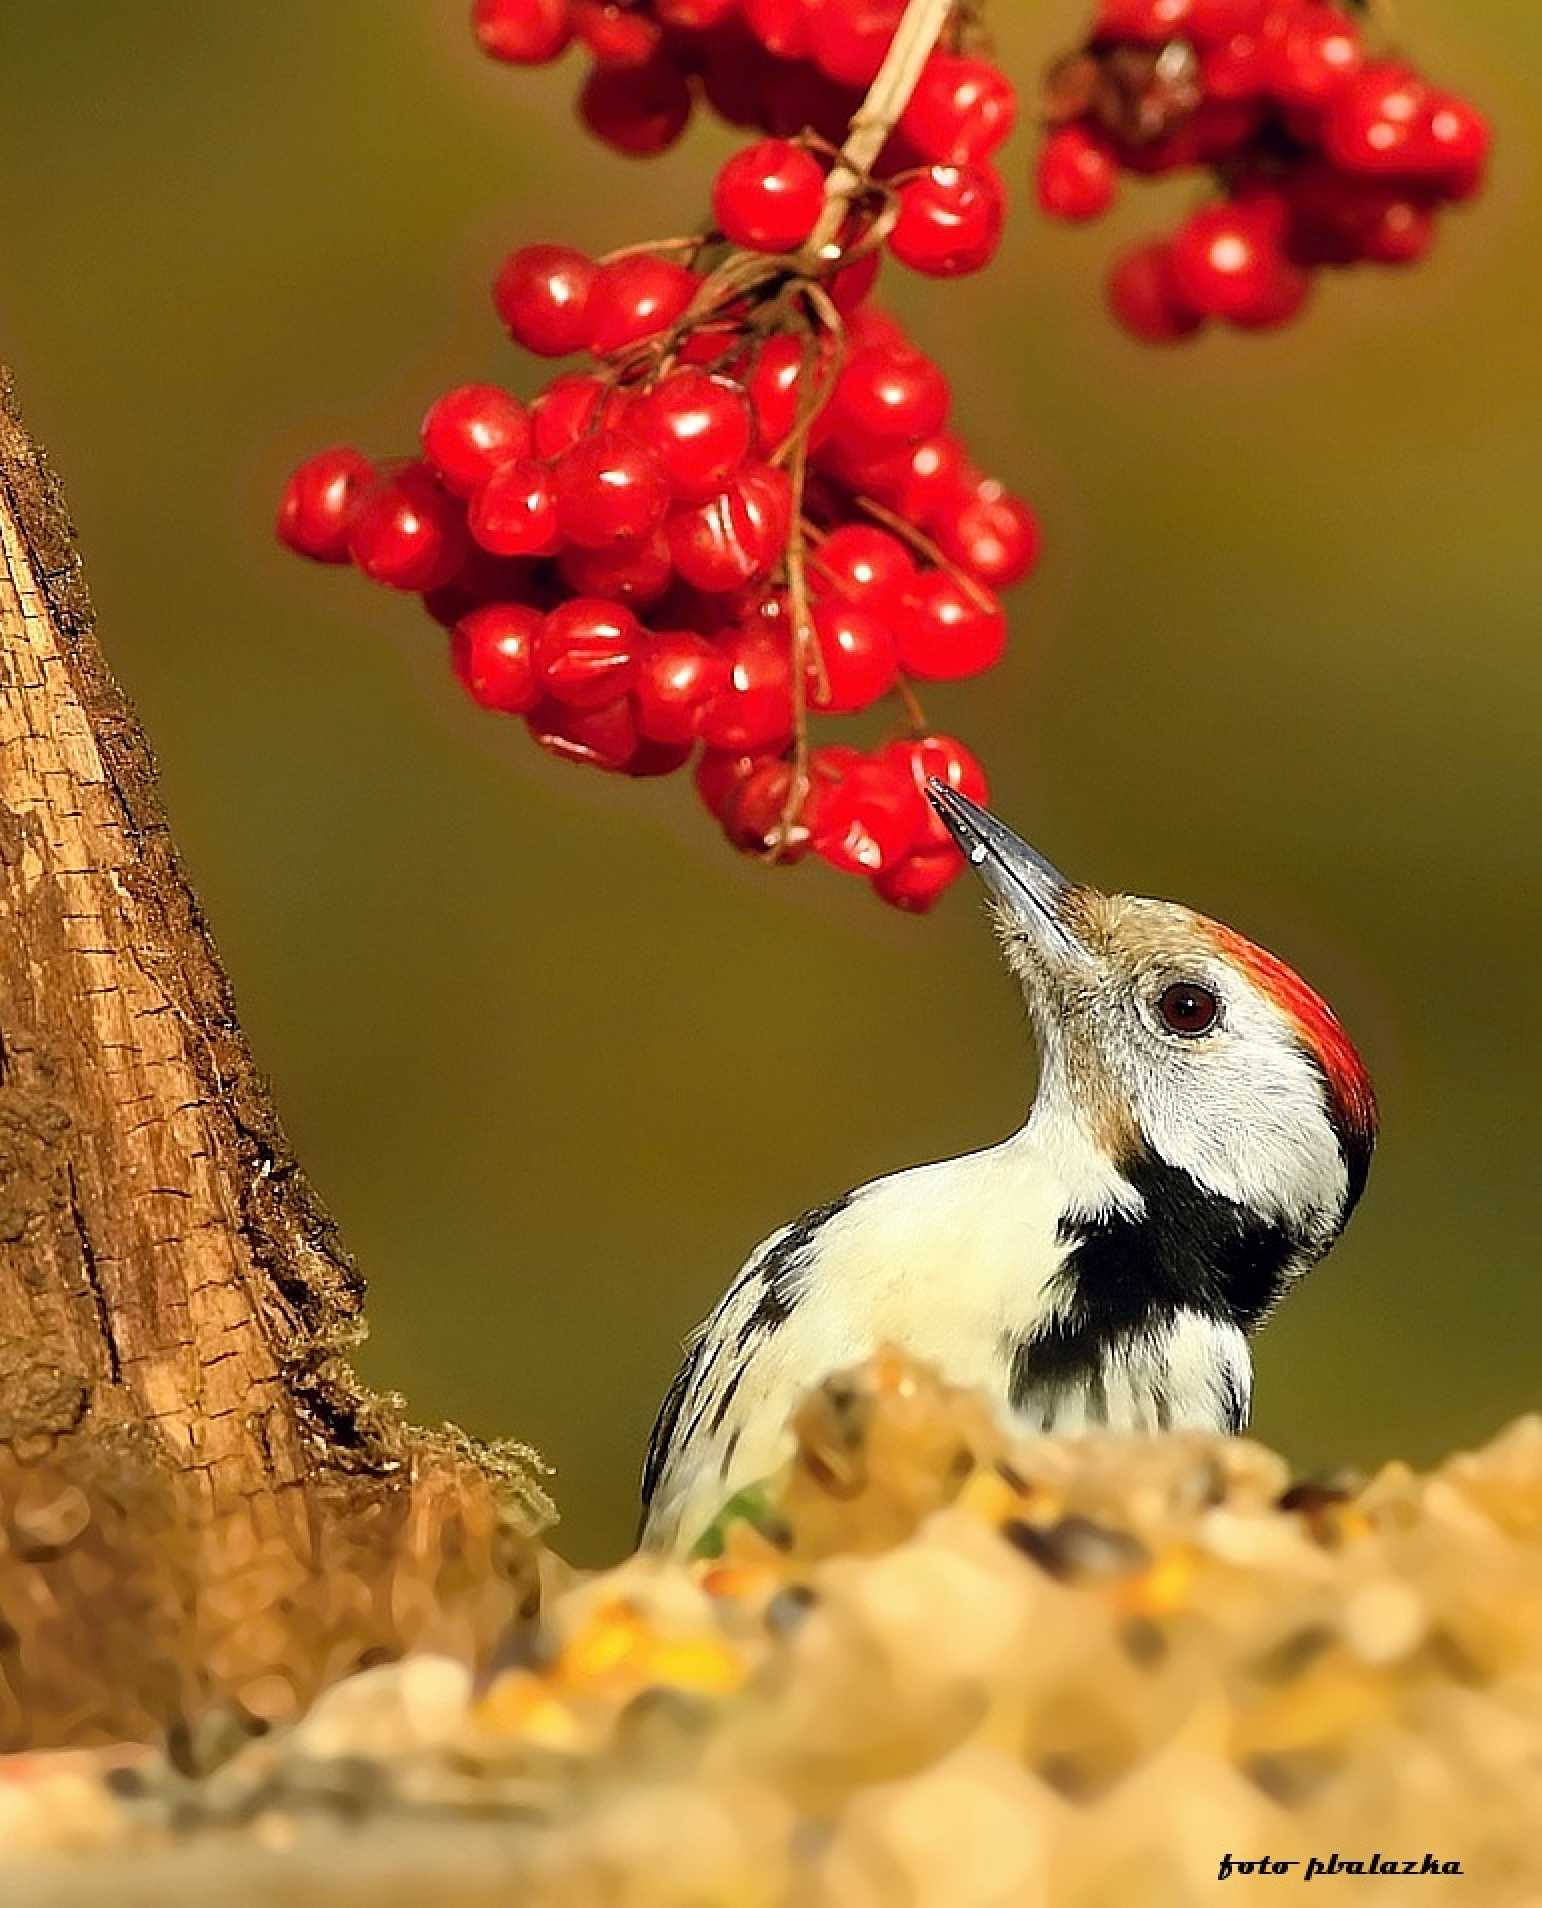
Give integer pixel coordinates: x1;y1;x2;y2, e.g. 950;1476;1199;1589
639;1094;1263;1555
642;1134;1090;1552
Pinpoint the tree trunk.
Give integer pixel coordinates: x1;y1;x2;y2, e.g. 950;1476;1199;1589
0;366;552;1751
0;364;381;1496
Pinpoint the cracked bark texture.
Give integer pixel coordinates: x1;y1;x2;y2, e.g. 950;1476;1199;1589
0;365;431;1505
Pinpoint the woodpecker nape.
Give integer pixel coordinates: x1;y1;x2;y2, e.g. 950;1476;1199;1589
641;785;1377;1554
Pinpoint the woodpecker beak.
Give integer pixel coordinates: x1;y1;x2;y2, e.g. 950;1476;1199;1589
926;783;1089;963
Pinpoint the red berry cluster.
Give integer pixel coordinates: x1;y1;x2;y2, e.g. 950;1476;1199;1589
1035;0;1490;341
472;0;1016;278
277;125;1039;911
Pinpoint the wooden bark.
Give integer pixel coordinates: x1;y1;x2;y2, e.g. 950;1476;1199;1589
0;366;551;1750
0;365;525;1514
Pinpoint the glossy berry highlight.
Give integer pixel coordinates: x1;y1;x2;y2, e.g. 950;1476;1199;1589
712;140;828;253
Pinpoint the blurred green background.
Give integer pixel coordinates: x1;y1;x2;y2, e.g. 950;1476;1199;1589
1;4;1536;1562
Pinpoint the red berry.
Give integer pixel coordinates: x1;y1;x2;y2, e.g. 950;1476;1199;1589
1108;242;1205;343
587;256;700;356
900;54;1017;166
741;0;818;58
881;733;988;851
473;0;572;64
874;845;966;913
1036;125;1118;222
559;534;673;607
845;306;911;353
600;383;647;436
830;251;882;315
896;571;1006;679
695;746;774;819
890;165;1005;277
1200;29;1271;102
1424;94;1491;178
698;626;794;751
808;742;866;786
572;0;662;66
935;483;1041;589
1268;6;1363;106
1439;162;1484;205
756;60;854;146
655;0;737;25
1190;97;1266;162
468;458;560;557
1187;0;1270;44
1325;63;1431;175
628;370;754;502
531;374;606;460
834;343;950;440
527;695;638;771
451;604;542;714
633;631;732;743
1111;121;1203;177
676;321;746;369
666;465;789;593
699;31;775;128
421;385;531;499
579;55;693;157
349;463;467;592
813;525;915;616
1360;193;1438;265
493;245;598;357
425;546;540;627
819;421;917;494
641;579;724;636
747;334;814;453
721;759;817;859
813;757;927;875
739;461;793;536
808;600;899;713
1229;260;1313;330
808;0;903;88
536;597;640;708
626;737;694;778
1169;203;1291;322
276;447;376;563
875;433;974;523
801;744;867;852
1096;0;1196;40
554;432;671;550
712;139;828;253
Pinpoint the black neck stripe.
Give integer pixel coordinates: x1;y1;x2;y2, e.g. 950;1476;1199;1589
1011;1153;1308;1410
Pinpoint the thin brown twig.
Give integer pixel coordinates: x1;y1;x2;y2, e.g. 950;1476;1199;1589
766;333;831;862
597;0;957;860
803;0;956;261
601;249;785;385
854;493;997;615
768;282;846;472
597;235;706;265
598;0;952;409
895;676;931;736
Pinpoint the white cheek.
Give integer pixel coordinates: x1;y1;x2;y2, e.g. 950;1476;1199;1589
1128;1027;1347;1225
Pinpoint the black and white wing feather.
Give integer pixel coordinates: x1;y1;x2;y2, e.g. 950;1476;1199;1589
639;1195;852;1549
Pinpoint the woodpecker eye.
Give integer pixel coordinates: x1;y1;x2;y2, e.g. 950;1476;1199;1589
1157;981;1220;1037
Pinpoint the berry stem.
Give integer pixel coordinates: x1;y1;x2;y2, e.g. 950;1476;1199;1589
853;492;998;614
804;0;959;261
598;236;706;265
769;330;830;861
895;675;932;737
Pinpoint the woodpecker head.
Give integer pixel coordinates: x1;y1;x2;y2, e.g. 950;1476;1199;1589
929;785;1376;1290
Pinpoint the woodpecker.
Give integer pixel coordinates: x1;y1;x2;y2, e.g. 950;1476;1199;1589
641;785;1377;1553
